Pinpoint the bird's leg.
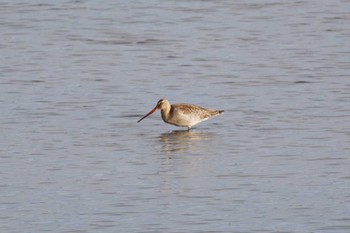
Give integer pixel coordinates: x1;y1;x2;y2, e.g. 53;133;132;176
187;126;191;131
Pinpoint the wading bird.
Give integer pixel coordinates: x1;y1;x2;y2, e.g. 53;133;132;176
137;99;224;130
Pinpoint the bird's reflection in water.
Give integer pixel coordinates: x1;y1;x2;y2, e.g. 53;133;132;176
159;130;213;154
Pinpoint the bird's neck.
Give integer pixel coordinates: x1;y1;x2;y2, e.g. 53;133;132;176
161;105;171;121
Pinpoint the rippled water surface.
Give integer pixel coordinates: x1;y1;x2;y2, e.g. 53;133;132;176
1;1;350;232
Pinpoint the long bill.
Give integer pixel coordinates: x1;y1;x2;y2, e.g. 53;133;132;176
137;107;158;123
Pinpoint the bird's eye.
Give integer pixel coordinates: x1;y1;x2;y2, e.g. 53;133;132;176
157;100;163;105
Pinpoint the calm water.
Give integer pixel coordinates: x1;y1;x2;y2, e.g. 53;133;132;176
1;1;350;232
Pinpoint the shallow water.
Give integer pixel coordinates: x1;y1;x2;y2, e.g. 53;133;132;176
1;0;350;232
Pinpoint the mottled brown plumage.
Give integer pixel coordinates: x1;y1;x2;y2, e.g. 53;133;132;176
137;99;224;130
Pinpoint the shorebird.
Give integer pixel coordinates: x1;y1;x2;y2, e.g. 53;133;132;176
137;99;224;130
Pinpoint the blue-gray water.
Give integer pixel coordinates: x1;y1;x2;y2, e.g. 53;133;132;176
1;1;350;232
